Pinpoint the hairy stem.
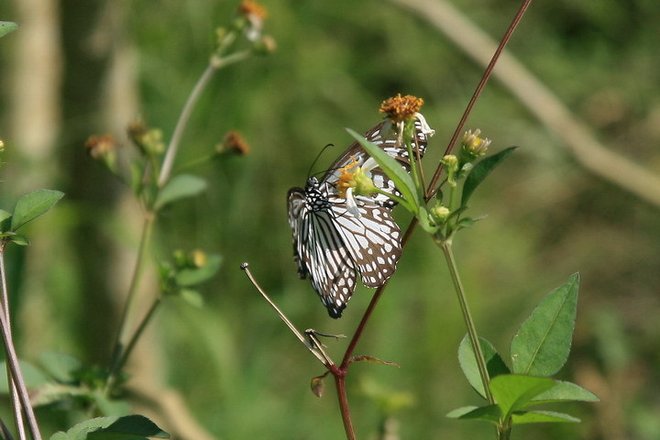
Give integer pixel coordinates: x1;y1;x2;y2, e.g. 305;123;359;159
0;247;42;440
438;239;494;404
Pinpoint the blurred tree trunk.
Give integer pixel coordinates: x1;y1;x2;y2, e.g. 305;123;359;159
10;0;63;355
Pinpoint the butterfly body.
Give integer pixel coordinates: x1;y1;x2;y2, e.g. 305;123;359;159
288;117;433;318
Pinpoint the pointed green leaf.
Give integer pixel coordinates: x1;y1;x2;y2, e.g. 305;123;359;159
511;273;580;376
446;405;501;424
461;146;517;207
10;235;29;246
511;410;580;424
489;374;555;419
154;174;207;210
346;128;420;213
50;415;169;440
11;189;64;231
458;335;510;399
175;254;222;286
0;22;18;38
530;380;599;404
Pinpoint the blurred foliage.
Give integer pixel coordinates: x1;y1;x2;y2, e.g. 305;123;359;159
1;0;659;439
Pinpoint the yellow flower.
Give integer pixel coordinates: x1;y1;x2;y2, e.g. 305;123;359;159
461;129;491;159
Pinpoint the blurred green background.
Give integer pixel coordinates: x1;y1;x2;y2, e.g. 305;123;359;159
1;0;659;439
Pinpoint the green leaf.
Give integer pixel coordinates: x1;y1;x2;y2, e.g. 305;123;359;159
511;273;580;376
458;335;510;399
489;374;555;420
0;22;18;38
10;235;29;246
461;146;517;207
11;189;64;231
175;254;222;286
179;289;204;308
346;128;420;213
154;174;207;210
38;351;82;383
530;380;599;404
511;410;580;424
50;415;169;440
446;405;501;424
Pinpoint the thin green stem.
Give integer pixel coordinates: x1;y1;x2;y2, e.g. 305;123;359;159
438;239;494;404
113;296;162;377
157;49;251;188
106;214;155;391
0;247;42;440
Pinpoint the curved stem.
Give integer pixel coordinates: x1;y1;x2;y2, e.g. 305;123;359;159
0;247;42;440
158;63;217;187
0;248;26;440
158;50;253;188
438;239;494;404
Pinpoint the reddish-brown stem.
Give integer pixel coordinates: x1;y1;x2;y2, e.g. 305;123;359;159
426;0;533;195
332;367;356;440
338;0;533;400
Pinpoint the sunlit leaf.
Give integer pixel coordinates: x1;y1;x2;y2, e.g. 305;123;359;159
11;189;64;231
511;410;580;424
0;22;18;38
530;380;599;404
511;273;579;376
50;415;169;440
179;289;204;308
489;374;554;419
446;405;500;424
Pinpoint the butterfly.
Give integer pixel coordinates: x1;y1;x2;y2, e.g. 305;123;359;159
287;115;434;318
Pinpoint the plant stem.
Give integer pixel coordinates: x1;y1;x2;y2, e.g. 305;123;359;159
0;247;42;440
438;239;494;404
0;248;26;440
106;214;155;392
333;371;356;440
158;49;252;188
114;296;162;379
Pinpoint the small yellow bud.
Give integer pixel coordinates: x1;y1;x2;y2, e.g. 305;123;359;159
190;249;207;268
430;205;451;224
441;155;459;172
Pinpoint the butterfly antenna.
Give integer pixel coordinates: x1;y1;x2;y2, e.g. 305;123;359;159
307;143;335;179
